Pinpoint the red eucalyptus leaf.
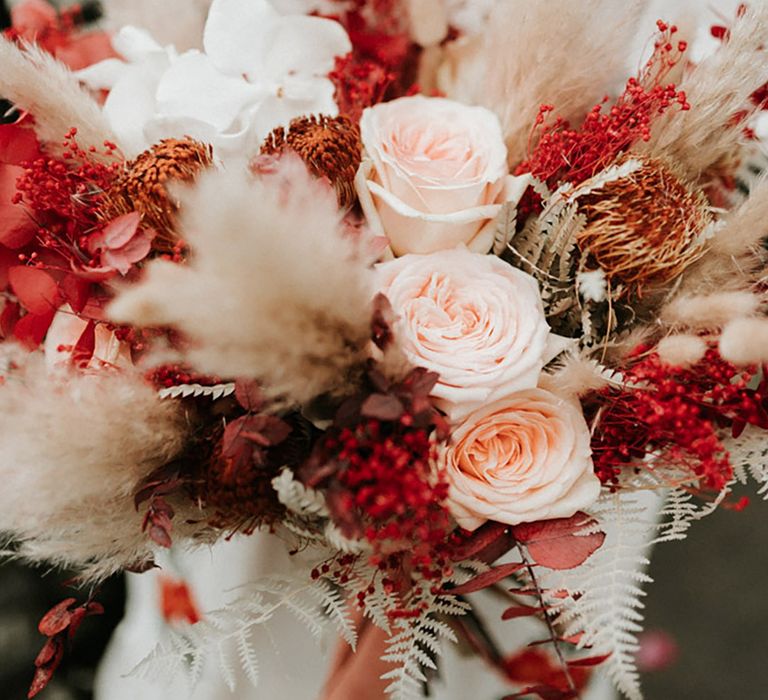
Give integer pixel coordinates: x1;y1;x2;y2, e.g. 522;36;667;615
97;212;141;249
33;636;62;667
241;415;292;446
0;165;36;249
451;521;512;563
0;124;41;165
13;309;55;348
9;266;60;315
28;660;60;699
102;229;154;275
361;393;404;421
71;320;96;366
235;379;262;412
503;686;578;700
502;605;543;620
59;274;92;313
0;300;21;337
441;562;525;596
406;368;440;398
38;598;76;636
567;653;611;668
513;512;606;570
0;245;19;289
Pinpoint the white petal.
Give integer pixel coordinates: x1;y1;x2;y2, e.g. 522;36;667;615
76;58;128;90
203;0;278;77
259;16;351;80
250;78;337;140
102;56;170;157
113;26;165;61
155;51;264;132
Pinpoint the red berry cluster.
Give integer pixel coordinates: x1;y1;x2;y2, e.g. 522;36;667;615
591;347;768;490
517;22;690;189
13;129;120;269
326;414;453;582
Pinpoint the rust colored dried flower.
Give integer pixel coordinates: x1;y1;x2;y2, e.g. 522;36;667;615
102;138;213;248
260;114;362;209
576;158;712;295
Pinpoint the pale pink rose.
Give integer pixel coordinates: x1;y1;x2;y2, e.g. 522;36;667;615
441;389;600;530
357;95;529;256
377;248;551;419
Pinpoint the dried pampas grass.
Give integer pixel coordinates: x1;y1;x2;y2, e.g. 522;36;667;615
109;158;375;406
0;37;116;156
540;353;610;398
0;351;196;581
438;0;645;164
660;291;761;330
101;0;211;52
641;4;768;182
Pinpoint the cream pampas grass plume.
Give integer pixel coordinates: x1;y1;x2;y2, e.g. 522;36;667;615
0;37;117;156
439;0;645;164
0;351;192;580
642;4;768;182
109;157;375;406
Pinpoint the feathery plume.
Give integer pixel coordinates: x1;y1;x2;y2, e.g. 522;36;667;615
108;157;376;406
661;291;761;329
719;318;768;366
640;4;768;181
439;0;646;164
657;334;707;368
0;350;194;580
0;37;117;155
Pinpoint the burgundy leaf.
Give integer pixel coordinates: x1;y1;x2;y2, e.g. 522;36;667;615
9;266;60;315
451;521;512;562
28;660;60;699
0;300;21;337
59;274;91;313
371;292;395;350
38;599;76;636
13;309;55;348
33;637;62;667
0;124;41;165
504;686;578;700
361;393;404;421
235;379;263;412
0;165;36;249
239;415;292;447
71;320;95;367
567;653;611;668
502;605;543;620
440;562;525;596
513;512;606;570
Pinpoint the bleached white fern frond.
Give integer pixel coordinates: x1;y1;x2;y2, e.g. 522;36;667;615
728;427;768;499
158;382;236;400
132;574;355;692
542;491;660;700
271;468;329;517
381;605;459;700
324;523;367;554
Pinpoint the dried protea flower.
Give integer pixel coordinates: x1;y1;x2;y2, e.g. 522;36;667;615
576;157;713;296
260;114;362;209
102;138;213;248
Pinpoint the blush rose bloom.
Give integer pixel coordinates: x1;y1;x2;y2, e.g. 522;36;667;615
357;96;530;256
377;248;552;419
440;389;600;530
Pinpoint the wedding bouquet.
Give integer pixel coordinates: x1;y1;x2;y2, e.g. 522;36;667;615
2;1;768;698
